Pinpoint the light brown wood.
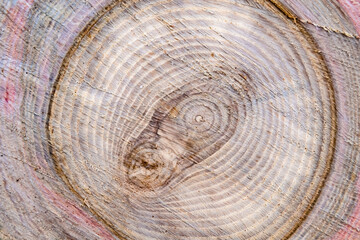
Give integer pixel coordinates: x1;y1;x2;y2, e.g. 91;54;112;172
1;0;360;239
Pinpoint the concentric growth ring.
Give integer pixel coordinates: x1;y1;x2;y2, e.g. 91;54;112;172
48;0;336;239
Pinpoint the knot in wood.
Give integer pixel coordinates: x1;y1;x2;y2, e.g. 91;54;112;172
125;142;177;189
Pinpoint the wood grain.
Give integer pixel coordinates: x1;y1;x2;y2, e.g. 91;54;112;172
0;0;359;239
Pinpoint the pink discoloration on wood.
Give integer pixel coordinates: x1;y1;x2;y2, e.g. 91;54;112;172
1;81;16;115
328;2;360;239
34;174;115;240
1;1;116;238
330;176;360;239
338;0;360;35
0;0;34;116
1;0;358;239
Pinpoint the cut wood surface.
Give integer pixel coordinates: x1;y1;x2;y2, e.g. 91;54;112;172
0;0;360;239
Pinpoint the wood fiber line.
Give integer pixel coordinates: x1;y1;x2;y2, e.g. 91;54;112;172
46;0;337;239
